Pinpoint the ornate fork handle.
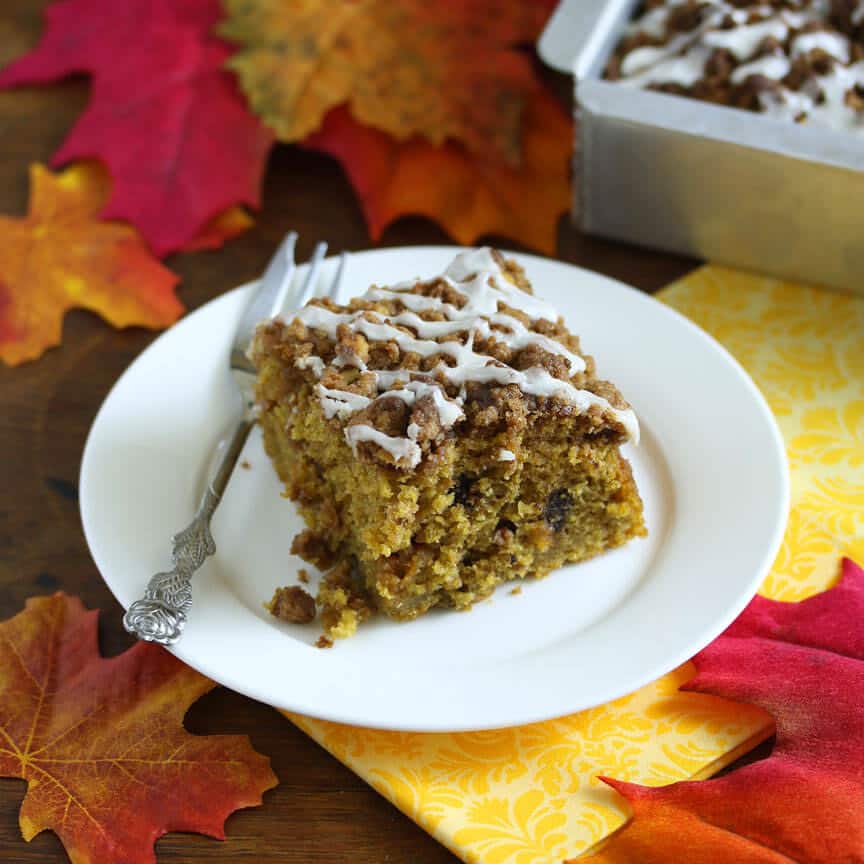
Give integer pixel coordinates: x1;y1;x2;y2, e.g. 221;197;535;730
123;417;254;645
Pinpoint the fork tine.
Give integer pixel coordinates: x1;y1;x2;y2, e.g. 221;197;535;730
257;231;297;316
270;232;298;315
296;241;328;307
328;251;348;303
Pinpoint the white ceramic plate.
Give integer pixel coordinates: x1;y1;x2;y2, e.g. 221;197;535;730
80;247;788;732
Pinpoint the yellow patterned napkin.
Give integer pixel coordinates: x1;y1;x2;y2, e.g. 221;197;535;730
286;266;864;863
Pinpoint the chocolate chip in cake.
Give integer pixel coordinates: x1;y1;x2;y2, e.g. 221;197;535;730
451;474;476;508
544;489;574;533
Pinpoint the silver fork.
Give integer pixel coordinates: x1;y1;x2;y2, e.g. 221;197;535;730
123;233;347;646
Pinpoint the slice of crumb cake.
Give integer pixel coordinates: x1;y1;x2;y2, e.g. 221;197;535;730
251;248;646;638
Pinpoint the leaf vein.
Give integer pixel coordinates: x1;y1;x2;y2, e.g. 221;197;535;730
27;762;111;842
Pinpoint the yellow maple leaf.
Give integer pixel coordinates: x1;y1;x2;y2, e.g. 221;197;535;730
220;0;556;163
0;163;183;366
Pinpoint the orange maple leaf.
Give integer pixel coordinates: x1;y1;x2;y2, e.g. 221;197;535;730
0;593;277;864
219;0;557;163
305;90;572;254
0;162;183;366
184;205;254;252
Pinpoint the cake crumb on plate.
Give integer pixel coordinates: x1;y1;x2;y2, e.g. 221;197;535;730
268;585;316;624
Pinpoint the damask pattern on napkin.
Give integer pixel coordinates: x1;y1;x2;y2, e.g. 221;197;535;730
288;266;864;864
662;268;864;598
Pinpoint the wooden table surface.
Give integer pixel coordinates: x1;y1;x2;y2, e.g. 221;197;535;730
0;2;696;861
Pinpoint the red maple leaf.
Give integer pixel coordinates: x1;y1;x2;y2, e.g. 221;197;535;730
0;0;273;257
580;557;864;864
0;593;277;864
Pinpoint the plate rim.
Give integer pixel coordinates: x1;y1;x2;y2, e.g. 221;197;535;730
80;245;790;732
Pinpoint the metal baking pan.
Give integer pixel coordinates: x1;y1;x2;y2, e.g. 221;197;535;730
539;0;864;294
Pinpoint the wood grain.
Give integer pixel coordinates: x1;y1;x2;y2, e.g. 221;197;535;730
0;1;695;860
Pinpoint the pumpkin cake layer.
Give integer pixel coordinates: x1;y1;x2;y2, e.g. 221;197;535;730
251;248;646;638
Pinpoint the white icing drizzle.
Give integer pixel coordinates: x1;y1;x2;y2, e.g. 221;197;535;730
757;60;864;130
623;44;712;87
757;84;814;120
621;32;704;80
626;4;674;39
379;380;466;426
732;52;791;85
340;380;466;468
319;380;465;424
615;1;864;136
345;425;422;469
318;385;371;419
428;360;639;443
295;355;325;376
387;310;585;372
806;61;864;127
498;449;516;462
618;4;783;85
703;19;790;60
294;264;584;378
442;246;502;282
287;248;640;467
792;30;850;63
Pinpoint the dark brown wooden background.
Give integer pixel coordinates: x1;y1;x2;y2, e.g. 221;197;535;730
0;2;694;861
